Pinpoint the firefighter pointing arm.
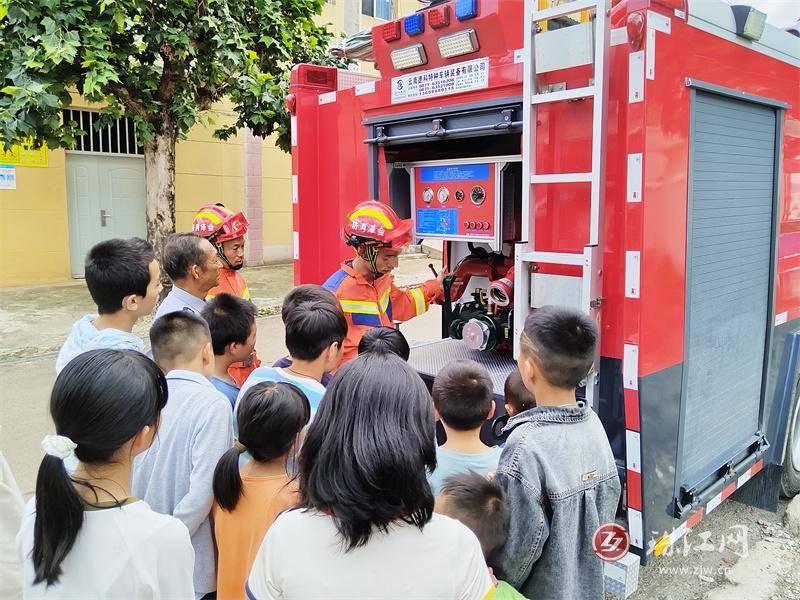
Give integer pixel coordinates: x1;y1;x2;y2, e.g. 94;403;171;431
322;200;446;364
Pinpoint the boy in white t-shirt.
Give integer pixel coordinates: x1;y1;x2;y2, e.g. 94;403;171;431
56;237;161;373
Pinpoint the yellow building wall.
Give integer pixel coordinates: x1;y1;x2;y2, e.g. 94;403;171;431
0;148;71;285
175;101;245;233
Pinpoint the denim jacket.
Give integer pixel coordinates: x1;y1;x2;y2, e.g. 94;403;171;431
494;403;620;600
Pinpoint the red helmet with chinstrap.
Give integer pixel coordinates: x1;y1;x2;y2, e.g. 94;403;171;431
192;204;249;243
342;201;412;251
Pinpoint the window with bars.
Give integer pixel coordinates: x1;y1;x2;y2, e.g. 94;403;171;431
61;109;144;156
362;0;393;20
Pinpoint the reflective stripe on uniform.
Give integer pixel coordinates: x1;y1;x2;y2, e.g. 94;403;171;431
409;287;427;316
340;299;380;315
242;287;251;301
379;288;390;312
341;299;382;327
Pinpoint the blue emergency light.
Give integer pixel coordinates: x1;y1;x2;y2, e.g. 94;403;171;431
404;13;425;36
455;0;478;21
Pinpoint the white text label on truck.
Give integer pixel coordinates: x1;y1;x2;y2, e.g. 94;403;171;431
391;58;489;104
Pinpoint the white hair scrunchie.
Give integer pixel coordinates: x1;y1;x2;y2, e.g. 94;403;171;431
41;435;77;460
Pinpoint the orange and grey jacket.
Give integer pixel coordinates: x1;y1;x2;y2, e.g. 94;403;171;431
207;268;260;387
322;262;442;364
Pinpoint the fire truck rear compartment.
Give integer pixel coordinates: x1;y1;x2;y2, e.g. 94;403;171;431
371;111;526;443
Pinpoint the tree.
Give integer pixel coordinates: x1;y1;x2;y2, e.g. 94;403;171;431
0;0;346;250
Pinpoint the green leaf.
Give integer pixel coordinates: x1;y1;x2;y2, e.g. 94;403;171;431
112;11;125;32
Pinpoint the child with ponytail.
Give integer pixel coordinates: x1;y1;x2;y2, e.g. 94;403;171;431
212;381;310;600
17;349;194;598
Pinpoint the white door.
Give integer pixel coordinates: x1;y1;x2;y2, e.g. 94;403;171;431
66;154;146;277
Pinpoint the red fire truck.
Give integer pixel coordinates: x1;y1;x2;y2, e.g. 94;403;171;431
287;0;800;583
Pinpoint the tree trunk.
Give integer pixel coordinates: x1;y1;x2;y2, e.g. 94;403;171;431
143;128;177;297
143;129;177;258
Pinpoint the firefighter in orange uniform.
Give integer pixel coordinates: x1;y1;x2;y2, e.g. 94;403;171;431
322;200;446;364
192;204;261;386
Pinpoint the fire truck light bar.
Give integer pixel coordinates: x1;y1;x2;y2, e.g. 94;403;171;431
429;5;451;29
404;13;425;36
455;0;478;21
381;20;401;42
437;28;479;59
390;43;428;70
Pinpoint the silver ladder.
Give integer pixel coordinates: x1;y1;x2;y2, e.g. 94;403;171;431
513;0;611;407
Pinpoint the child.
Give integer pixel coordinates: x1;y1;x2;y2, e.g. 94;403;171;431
436;472;528;600
239;300;346;418
133;311;234;599
495;306;620;600
201;293;258;409
428;359;502;496
273;284;340;386
212;381;310;600
56;237;161;373
503;368;536;417
17;349;194;598
1;450;23;599
357;325;410;360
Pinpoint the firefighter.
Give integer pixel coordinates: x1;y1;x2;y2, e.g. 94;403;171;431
192;203;261;386
322;200;446;364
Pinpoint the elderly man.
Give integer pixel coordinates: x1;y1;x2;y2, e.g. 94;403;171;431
153;233;221;321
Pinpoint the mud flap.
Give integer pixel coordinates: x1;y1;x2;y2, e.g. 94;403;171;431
733;331;800;511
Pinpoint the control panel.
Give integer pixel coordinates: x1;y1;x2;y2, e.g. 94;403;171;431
409;160;502;248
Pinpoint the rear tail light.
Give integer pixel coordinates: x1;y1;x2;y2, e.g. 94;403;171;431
404;13;425;36
390;43;428;70
429;5;451;29
455;0;479;21
291;65;338;90
437;28;479;58
381;20;401;42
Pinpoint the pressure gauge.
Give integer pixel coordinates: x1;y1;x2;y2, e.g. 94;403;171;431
470;185;486;206
455;189;465;202
422;187;434;204
437;187;450;204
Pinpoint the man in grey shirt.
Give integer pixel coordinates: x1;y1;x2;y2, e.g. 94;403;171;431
134;311;233;599
153;233;221;321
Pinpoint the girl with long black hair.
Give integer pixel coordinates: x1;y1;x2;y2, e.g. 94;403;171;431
212;381;310;600
17;349;194;598
247;352;493;599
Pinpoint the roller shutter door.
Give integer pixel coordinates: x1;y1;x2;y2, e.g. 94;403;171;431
678;91;776;489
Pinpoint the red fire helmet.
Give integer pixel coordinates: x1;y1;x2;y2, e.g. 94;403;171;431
341;200;413;251
192;204;249;243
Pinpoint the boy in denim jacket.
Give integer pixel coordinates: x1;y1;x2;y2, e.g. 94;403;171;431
495;306;620;600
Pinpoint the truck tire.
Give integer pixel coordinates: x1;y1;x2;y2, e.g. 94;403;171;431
781;380;800;498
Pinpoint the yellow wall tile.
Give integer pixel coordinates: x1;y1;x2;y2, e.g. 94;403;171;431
263;211;293;246
261;146;291;179
175;173;225;210
175;140;226;177
221;143;244;178
0;151;71;285
262;177;292;213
